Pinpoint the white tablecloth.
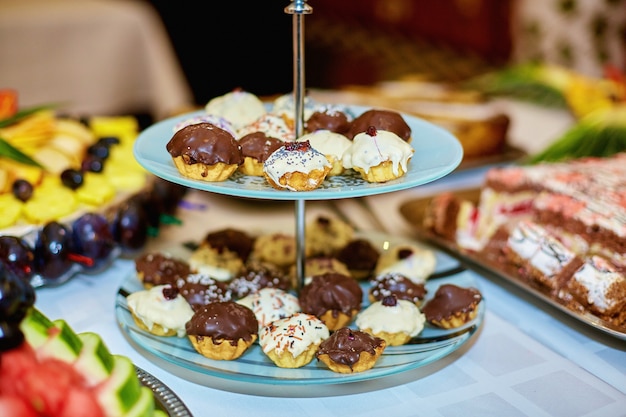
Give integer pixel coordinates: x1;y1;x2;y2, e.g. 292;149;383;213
0;0;193;119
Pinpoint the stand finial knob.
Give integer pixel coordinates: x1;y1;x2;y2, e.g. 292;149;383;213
285;0;312;15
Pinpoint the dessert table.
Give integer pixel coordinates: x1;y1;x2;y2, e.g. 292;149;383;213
33;100;626;416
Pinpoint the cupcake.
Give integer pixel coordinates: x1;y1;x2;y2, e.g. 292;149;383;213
127;284;194;337
204;89;267;131
166;122;243;182
346;108;412;142
263;141;332;191
186;301;258;360
298;272;363;331
316;327;386;373
305;104;353;135
135;252;191;288
422;284;482;329
237;287;301;329
188;243;245;282
229;259;292;299
356;294;425;346
369;272;427;305
305;215;354;257
296;130;353;176
259;312;329;368
374;243;437;284
175;272;232;311
336;238;381;280
342;126;414;183
238;132;284;176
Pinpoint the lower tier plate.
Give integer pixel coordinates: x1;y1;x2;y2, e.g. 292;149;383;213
115;232;484;397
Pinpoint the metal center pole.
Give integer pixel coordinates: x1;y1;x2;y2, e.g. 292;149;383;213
284;0;312;291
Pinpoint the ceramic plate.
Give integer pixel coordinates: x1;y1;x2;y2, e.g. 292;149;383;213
133;106;463;200
116;232;484;397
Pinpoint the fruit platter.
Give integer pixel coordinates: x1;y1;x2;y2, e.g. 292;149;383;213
0;97;190;288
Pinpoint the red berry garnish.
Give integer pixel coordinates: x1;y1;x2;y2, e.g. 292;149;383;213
382;294;398;307
366;126;378;136
285;141;310;152
162;284;179;300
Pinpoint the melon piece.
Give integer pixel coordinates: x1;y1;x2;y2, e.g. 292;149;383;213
75;332;116;386
37;319;83;363
96;355;143;417
19;307;55;349
125;386;156;417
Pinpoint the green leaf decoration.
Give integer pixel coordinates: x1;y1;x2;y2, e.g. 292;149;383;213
525;106;626;164
0;104;58;128
0;137;44;168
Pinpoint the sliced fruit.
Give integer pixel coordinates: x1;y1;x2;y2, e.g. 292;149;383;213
0;158;44;188
75;332;115;386
19;307;55;349
37;319;83;363
75;172;115;206
125;386;156;417
96;355;143;417
22;184;77;224
0;194;23;228
55;118;96;146
32;146;76;175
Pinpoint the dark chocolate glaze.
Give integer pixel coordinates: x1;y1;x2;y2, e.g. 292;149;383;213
346;109;411;141
369;272;427;304
202;227;255;261
422;284;482;322
306;109;351;134
185;301;258;344
299;272;363;317
316;327;384;367
166;122;243;165
135;252;191;287
336;238;380;273
238;132;284;162
228;259;291;299
175;274;232;311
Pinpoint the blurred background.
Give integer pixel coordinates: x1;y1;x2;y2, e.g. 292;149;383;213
1;0;624;123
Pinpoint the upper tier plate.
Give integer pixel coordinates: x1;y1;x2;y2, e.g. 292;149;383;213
133;106;463;200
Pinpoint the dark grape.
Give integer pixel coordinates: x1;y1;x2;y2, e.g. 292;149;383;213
0;236;35;282
87;143;110;159
0;263;35;351
60;169;84;190
12;179;34;202
111;197;149;254
81;154;105;173
97;136;121;147
151;177;188;215
34;221;75;280
71;213;116;268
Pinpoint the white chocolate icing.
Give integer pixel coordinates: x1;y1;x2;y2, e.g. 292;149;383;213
356;298;425;337
271;93;319;122
126;285;194;337
297;130;352;161
342;129;414;176
173;114;236;137
259;313;329;358
507;220;578;290
262;144;332;191
570;256;625;314
205;90;267;130
237;113;295;141
376;244;437;284
237;288;301;329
